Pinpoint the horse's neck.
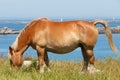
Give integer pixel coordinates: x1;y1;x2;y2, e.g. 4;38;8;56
12;33;29;52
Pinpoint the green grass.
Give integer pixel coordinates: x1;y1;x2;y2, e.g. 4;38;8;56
0;58;120;80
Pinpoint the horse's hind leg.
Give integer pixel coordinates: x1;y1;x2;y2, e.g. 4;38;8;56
86;47;99;74
36;46;46;73
81;46;95;73
86;47;95;66
81;46;89;72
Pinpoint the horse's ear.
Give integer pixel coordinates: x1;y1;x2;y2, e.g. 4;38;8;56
9;46;14;55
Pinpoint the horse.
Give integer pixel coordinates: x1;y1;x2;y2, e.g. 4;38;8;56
8;18;119;73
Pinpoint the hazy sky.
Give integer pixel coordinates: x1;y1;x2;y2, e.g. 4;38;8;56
0;0;120;19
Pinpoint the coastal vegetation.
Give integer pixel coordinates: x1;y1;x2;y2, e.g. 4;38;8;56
0;57;120;80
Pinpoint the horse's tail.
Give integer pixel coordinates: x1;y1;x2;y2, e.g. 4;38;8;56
93;20;119;54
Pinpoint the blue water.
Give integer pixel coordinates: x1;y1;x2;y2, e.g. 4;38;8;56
0;19;120;61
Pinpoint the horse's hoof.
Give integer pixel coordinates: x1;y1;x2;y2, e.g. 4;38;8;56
88;66;101;74
22;60;32;67
40;70;44;73
47;68;51;72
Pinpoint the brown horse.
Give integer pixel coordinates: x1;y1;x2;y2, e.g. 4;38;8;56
8;18;118;73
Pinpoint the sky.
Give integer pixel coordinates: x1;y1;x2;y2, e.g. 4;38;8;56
0;0;120;19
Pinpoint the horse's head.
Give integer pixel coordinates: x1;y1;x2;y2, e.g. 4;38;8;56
8;47;23;68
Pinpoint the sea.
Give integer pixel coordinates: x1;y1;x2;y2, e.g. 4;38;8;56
0;18;120;61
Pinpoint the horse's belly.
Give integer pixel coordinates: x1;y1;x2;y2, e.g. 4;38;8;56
46;44;79;54
46;32;80;53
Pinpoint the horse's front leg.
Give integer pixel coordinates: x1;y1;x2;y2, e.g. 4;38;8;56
44;51;51;72
36;46;46;73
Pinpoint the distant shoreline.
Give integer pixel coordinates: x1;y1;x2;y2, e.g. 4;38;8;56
0;26;120;35
98;26;120;34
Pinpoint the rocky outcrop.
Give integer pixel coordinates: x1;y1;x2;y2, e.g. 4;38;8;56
0;26;120;35
0;27;19;34
111;26;120;33
98;26;120;34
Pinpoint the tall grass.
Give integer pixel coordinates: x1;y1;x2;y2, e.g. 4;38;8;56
0;57;120;80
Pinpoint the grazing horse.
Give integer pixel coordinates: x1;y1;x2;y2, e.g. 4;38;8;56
8;18;118;73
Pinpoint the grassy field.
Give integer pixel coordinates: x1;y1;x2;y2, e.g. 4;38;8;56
0;57;120;80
